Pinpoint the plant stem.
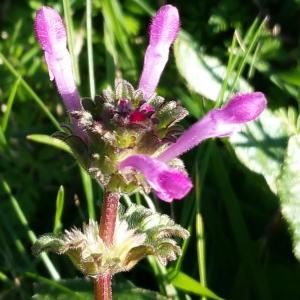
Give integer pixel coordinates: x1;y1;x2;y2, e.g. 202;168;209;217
94;274;113;300
99;192;119;245
94;191;119;300
195;147;210;300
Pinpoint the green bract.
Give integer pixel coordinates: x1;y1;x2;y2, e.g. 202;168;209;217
32;204;189;277
55;79;188;194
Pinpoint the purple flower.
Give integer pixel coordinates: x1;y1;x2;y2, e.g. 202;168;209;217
138;5;180;100
158;92;267;162
35;6;81;113
119;155;192;202
119;5;266;202
34;5;267;203
119;92;266;201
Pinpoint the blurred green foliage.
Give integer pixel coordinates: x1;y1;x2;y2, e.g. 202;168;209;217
1;0;300;299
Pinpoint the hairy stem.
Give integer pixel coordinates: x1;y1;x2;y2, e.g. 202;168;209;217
94;274;113;300
94;191;120;300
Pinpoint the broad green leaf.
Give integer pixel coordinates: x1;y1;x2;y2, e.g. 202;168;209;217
27;134;72;154
277;135;300;260
170;272;223;300
174;32;252;101
229;108;291;193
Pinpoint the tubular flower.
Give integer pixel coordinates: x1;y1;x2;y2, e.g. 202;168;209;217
138;5;180;100
119;154;193;202
158;92;267;162
34;5;267;203
35;6;81;113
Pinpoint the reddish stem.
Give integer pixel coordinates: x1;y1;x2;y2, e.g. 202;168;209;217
99;192;119;245
94;191;120;300
94;274;113;300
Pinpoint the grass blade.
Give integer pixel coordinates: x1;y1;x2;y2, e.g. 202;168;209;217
0;209;32;266
79;167;95;220
27;134;72;154
215;32;238;106
0;52;61;130
102;0;136;74
103;20;117;85
229;18;267;95
1;77;21;132
170;272;223;300
216;18;264;107
62;0;80;85
131;0;154;15
0;126;7;148
86;0;95;98
53;186;65;233
1;180;60;280
196;213;207;300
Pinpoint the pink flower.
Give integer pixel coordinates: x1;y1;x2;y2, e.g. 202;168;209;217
34;5;267;203
117;6;267;202
138;5;180;100
119;155;192;202
119;92;266;201
158;92;267;162
35;6;81;113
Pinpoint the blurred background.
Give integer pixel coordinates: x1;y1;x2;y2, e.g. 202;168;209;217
1;0;300;299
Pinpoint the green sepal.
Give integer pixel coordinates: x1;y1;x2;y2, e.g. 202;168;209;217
52;79;189;197
153;101;188;137
81;97;96;114
115;79;135;102
148;95;165;110
61;134;89;167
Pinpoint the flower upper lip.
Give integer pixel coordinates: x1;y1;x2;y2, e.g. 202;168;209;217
138;5;180;100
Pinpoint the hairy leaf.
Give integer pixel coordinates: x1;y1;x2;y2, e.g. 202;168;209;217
277;135;300;260
230;108;291;193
